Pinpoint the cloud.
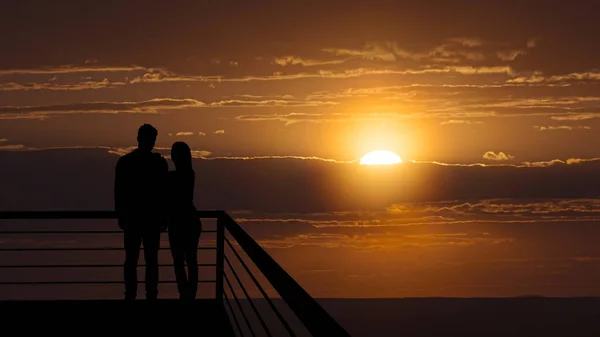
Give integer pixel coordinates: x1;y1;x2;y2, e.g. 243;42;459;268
497;50;526;61
507;72;600;85
550;114;600;121
0;79;126;91
214;130;225;134
483;151;515;161
200;155;355;164
526;38;538;48
0;144;212;159
235;112;406;126
239;198;600;230
0;138;8;142
447;37;483;47
440;120;484;125
273;56;346;67
533;125;591;131
0;144;25;150
4;147;600;217
0;65;146;76
105;146;211;158
199;132;206;136
255;231;512;250
208;99;338;108
320;39;495;64
129;65;516;85
321;43;398;62
174;132;194;136
0;98;204;119
0;96;344;120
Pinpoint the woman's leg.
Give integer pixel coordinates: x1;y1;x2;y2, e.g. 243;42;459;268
168;229;188;299
184;224;201;299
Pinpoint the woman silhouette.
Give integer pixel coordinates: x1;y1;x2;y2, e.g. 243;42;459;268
167;141;202;300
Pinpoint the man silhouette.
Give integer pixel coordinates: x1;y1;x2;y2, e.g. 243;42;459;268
114;124;168;300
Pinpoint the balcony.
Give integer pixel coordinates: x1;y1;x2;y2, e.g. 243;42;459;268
0;210;351;337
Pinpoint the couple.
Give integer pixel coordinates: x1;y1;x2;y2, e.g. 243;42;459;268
114;123;202;301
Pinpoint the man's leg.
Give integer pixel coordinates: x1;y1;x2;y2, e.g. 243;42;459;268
169;229;188;299
123;229;142;300
142;229;161;300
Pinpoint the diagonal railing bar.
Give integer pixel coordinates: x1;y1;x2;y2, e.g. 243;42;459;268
222;213;351;337
224;255;273;337
224;236;296;337
224;291;245;337
224;272;257;337
0;263;216;268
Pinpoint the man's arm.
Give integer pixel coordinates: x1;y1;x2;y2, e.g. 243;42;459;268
158;156;169;231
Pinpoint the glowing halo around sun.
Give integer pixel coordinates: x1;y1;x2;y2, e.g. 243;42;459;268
359;150;403;165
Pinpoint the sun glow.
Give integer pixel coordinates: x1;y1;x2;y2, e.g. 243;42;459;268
359;150;402;165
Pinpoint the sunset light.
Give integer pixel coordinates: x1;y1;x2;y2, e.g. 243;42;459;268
359;150;402;165
3;2;600;335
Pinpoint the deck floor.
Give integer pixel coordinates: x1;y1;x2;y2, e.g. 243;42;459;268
0;299;236;336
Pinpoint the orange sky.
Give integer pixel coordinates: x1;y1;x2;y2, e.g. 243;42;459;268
2;0;600;298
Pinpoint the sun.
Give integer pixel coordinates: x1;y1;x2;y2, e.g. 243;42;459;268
359;150;403;165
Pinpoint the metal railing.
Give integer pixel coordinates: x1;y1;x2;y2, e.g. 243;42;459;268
0;211;350;337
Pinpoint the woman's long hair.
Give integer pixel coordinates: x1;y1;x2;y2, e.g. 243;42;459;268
171;141;193;171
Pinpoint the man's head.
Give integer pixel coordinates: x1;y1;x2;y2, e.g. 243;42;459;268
137;124;158;152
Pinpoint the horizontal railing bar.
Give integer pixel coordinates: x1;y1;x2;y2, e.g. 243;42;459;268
0;210;226;219
0;280;216;285
224;272;257;337
223;213;351;337
0;247;216;251
0;230;218;234
224;236;296;337
224;291;245;337
225;255;273;337
0;264;217;268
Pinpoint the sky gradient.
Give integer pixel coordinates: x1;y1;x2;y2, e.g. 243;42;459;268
2;0;600;298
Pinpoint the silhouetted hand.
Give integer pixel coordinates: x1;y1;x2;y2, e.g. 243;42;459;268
118;217;128;230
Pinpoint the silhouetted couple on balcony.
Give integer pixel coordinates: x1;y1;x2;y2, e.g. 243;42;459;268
114;123;202;301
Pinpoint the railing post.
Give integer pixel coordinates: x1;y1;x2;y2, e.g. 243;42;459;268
215;213;225;301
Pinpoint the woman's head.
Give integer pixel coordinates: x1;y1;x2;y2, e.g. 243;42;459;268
171;141;192;170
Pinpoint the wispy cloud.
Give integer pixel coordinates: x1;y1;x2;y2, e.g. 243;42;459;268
440;120;484;125
200;155;355;163
507;72;600;85
235;112;403;125
0;65;146;76
273;56;346;67
129;66;516;85
550;114;600;121
534;125;591;131
0;79;126;91
0;144;25;150
105;146;211;158
0;98;204;119
208;99;338;108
